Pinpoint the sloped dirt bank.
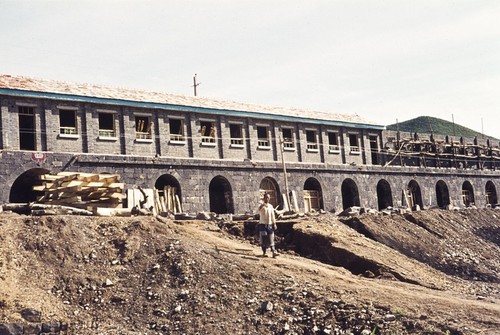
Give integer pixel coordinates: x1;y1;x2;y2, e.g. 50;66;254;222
0;210;499;334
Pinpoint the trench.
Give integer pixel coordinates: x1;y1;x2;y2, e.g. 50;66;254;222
230;220;422;285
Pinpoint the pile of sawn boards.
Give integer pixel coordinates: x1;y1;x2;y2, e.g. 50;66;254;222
34;172;125;211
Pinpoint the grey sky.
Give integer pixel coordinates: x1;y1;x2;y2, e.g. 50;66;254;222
1;0;499;138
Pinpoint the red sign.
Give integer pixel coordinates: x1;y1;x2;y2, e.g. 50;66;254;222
31;152;47;165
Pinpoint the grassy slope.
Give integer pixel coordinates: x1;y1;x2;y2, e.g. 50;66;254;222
386;116;492;139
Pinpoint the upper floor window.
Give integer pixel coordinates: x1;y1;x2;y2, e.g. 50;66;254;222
306;130;318;151
200;121;216;144
282;128;295;150
169;118;185;142
229;124;244;147
328;132;340;152
135;115;152;140
59;109;78;135
349;133;360;154
98;112;116;138
257;126;270;148
18;105;36;151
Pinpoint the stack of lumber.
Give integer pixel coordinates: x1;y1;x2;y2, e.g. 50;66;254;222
154;185;182;214
34;172;125;211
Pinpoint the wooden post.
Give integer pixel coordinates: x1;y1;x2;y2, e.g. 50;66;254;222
279;136;292;211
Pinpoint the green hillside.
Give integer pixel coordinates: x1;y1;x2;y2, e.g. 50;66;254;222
386;116;490;139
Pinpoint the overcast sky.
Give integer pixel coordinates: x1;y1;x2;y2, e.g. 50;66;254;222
1;1;499;138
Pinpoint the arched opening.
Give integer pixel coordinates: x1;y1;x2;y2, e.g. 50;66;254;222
303;177;323;212
406;180;423;210
341;178;360;210
154;174;182;213
485;181;497;206
259;177;281;208
9;168;49;203
435;180;450;208
462;181;475;207
209;176;234;214
376;179;393;210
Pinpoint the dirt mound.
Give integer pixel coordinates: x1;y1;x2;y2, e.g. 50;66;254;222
0;209;499;334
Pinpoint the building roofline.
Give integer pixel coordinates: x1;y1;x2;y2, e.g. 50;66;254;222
0;88;385;130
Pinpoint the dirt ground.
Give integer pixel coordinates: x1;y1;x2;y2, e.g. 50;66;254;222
0;208;498;334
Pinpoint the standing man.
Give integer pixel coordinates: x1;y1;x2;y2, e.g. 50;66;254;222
258;193;279;258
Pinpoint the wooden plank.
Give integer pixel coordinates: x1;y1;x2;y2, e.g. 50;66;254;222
72;173;100;182
175;194;183;213
99;174;120;183
107;182;124;189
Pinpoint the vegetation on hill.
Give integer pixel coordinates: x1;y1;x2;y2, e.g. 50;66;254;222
386;116;492;139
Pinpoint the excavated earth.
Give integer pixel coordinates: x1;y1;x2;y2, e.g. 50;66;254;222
0;208;499;334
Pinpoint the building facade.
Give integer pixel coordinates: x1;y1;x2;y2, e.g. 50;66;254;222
0;75;499;213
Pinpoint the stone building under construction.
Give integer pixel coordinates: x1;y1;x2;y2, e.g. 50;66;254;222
0;74;499;214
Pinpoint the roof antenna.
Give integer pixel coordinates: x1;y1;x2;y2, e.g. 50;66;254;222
193;74;201;96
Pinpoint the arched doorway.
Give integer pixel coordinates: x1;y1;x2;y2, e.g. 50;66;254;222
209;176;234;214
259;177;281;208
303;177;323;212
406;180;423;210
9;168;49;203
341;178;360;210
462;181;475;207
154;174;182;213
376;179;393;210
485;181;497;206
436;180;450;208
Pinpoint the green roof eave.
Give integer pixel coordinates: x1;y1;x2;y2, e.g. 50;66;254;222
0;88;385;130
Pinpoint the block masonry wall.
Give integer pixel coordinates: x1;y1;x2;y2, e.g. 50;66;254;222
1;151;499;213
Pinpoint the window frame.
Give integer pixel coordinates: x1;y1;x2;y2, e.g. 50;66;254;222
229;123;244;148
349;133;360;154
305;129;319;152
97;111;117;139
257;125;270;149
282;128;295;151
200;120;216;146
58;108;79;138
135;115;153;142
169;118;185;144
328;132;340;153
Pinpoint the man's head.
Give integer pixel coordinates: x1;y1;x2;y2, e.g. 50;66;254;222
263;192;271;203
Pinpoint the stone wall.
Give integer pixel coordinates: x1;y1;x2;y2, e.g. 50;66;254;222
1;150;499;213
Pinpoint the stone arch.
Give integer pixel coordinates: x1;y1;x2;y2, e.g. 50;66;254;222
154;174;182;212
407;180;423;210
435;180;450;208
303;177;323;212
209;175;234;214
485;181;497;206
259;177;281;208
341;178;360;210
9;168;49;203
462;181;475;207
376;179;393;210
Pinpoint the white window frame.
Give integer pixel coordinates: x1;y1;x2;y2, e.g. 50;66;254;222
229;123;244;148
200;120;216;146
169;117;186;144
348;133;360;155
305;129;319;152
58;107;79;138
135;114;153;142
97;110;117;140
282;127;295;151
257;125;271;149
328;132;340;153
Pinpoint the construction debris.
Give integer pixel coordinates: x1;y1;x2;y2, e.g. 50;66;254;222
34;172;125;212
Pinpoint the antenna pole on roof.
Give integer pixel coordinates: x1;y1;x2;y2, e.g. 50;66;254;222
481;117;484;139
452;114;456;138
193;74;201;96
